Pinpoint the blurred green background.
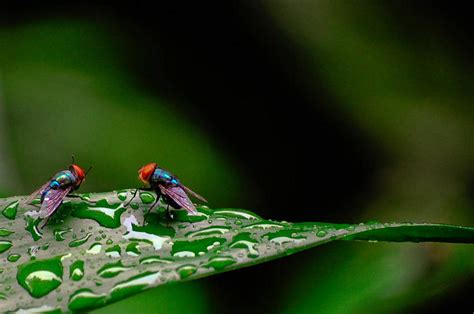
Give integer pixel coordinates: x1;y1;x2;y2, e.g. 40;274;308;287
1;1;473;313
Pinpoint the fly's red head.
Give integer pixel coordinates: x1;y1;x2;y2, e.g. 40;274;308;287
138;162;157;184
70;164;86;186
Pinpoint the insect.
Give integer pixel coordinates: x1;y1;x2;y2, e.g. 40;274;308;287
127;162;207;218
26;157;91;227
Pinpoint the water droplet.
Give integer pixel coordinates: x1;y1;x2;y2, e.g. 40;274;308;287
105;245;121;258
186;226;231;238
68;232;92;247
316;230;327;237
7;254;21;262
68;288;107;311
72;200;126;228
2;201;18;219
17;256;63;298
25;215;42;241
230;233;259;258
243;222;284;230
202;256;237;271
0;240;13;253
139;256;172;265
126;242;141;256
106;239;113;245
122;216;171;250
97;261;129;278
0;228;14;237
130;202;139;210
110;272;161;301
139;192;155;204
213;209;261;220
171;237;225;257
70;260;85;281
86;243;102;255
177;265;197;279
116;190;128;202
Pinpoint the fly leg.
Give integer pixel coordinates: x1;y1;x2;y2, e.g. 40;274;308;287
124;186;152;207
67;194;97;205
143;191;161;224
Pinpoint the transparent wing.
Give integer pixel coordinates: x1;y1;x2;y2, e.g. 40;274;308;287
25;181;51;205
38;187;72;219
182;185;208;203
160;185;198;215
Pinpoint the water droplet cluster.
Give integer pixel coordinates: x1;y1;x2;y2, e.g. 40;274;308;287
0;191;385;312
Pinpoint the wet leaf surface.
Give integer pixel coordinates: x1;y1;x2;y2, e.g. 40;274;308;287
0;191;473;312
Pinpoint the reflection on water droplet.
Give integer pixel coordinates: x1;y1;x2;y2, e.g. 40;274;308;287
177;265;197;279
7;254;21;262
68;233;92;248
0;228;14;237
2;201;18;219
0;240;13;253
17;256;63;298
70;260;85;281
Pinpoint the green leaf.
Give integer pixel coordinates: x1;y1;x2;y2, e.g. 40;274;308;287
0;191;473;312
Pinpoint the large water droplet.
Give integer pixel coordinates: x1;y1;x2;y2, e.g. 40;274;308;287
177;265;197;279
70;260;85;281
109;272;161;301
126;242;141;256
68;232;92;248
202;256;237;271
17;256;63;298
122;215;171;250
54;228;72;241
316;230;327;237
7;254;21;262
139;192;155;204
68;288;106;311
0;240;12;253
97;261;129;278
72;200;126;228
116;190;128;202
25;215;42;241
186;226;231;238
0;228;14;237
2;201;18;219
105;245;121;258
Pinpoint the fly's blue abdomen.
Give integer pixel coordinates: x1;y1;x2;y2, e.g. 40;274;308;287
151;168;180;186
51;170;76;189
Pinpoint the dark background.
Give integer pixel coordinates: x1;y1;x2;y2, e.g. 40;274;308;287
1;1;473;313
